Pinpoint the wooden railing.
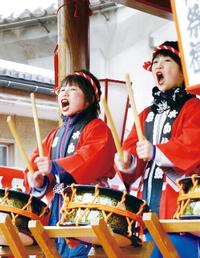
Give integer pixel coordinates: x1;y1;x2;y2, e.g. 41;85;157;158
0;212;199;258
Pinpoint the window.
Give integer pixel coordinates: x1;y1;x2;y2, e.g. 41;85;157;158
0;144;7;166
0;140;14;166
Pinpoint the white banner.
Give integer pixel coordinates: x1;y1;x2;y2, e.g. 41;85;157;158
171;0;200;94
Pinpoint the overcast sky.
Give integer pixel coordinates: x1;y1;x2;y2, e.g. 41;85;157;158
0;0;56;17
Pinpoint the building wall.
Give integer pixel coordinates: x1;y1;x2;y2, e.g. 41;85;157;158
0;5;178;166
90;7;177;132
0;7;177;115
0;114;57;169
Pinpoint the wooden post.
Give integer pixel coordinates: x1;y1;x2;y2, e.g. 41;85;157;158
143;213;180;258
92;219;125;258
0;213;28;258
57;0;67;87
63;0;90;72
29;220;60;258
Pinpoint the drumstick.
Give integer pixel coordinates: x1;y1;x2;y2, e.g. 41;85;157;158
30;93;44;157
7;116;34;174
102;97;123;160
125;73;144;141
58;106;62;127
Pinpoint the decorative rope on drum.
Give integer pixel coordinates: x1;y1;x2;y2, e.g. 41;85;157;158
0;188;49;223
0;188;49;246
174;174;200;219
58;184;148;245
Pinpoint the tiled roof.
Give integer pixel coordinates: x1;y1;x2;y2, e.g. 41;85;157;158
0;0;116;93
0;1;116;25
0;59;54;94
0;59;54;83
0;3;57;25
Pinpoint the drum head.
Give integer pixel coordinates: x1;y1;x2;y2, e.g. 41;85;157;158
63;184;147;213
0;188;48;215
61;185;147;247
0;188;49;247
178;176;200;193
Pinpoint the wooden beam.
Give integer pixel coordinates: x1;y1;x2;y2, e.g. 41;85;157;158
32;222;154;258
29;220;60;258
0;245;44;257
0;213;28;258
143;213;180;258
88;241;154;258
92;219;125;258
113;0;172;20
43;224;96;239
160;219;200;235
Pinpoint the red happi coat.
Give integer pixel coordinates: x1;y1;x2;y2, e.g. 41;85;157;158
24;118;116;200
121;98;200;219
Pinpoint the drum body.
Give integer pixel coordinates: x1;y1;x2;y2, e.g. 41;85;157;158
58;184;148;247
0;188;49;246
174;175;200;219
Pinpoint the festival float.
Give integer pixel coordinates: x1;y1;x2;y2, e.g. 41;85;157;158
0;0;200;257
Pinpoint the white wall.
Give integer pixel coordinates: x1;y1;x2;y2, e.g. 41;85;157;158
0;5;178;134
90;6;177;131
28;55;54;70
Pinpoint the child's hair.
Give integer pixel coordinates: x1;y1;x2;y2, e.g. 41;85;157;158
61;70;102;117
152;41;181;69
143;41;182;72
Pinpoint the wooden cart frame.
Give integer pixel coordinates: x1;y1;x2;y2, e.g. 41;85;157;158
0;212;199;258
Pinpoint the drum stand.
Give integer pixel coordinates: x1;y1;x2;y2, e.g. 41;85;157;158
143;212;200;258
0;212;199;258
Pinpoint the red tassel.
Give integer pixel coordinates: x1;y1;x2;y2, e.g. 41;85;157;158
88;8;93;16
86;0;93;16
74;0;92;17
74;0;78;17
143;61;152;71
54;45;59;94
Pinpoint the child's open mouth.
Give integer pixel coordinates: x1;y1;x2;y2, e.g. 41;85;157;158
156;71;164;85
61;99;69;111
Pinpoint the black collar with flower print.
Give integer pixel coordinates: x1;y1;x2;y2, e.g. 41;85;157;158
151;85;194;114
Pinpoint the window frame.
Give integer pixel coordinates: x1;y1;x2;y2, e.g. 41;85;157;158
0;138;15;166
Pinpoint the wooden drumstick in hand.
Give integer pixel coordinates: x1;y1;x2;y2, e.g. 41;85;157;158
125;73;144;141
102;97;123;160
58;106;62;127
7;116;34;174
30;93;43;157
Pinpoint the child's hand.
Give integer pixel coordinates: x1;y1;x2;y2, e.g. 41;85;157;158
34;156;52;176
114;151;132;172
136;139;154;161
27;170;44;188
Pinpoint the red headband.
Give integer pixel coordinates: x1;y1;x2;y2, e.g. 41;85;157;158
143;45;181;71
74;72;100;100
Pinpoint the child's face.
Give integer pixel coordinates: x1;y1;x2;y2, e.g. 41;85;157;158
151;54;184;92
58;83;89;116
